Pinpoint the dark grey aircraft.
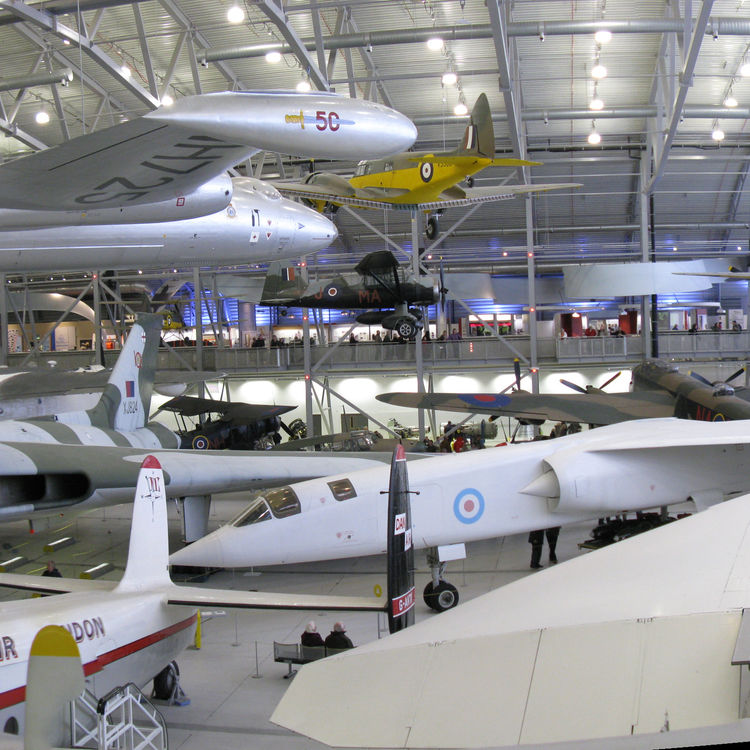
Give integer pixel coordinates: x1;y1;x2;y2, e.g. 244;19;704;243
377;359;750;425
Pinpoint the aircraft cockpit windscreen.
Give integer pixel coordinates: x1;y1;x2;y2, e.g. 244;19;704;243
327;478;357;501
232;497;272;527
265;486;301;518
256;182;282;200
354;161;370;177
713;384;735;397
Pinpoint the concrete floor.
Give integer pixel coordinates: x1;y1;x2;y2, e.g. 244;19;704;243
4;496;748;749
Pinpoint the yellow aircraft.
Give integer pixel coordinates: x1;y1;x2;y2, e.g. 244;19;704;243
274;93;580;238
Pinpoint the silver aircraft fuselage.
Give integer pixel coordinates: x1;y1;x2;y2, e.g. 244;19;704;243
0;177;336;272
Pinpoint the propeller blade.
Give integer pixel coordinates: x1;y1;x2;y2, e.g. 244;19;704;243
599;371;621;390
726;366;746;384
560;379;588;394
689;371;714;388
513;359;522;391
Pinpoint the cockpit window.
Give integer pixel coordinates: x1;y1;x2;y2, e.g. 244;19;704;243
265;486;301;518
232;497;272;527
257;182;281;200
713;384;735;397
328;478;357;501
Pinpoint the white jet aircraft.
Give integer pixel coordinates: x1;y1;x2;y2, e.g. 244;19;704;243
0;314;397;536
171;418;750;610
0;453;398;735
0;91;417;272
273;488;750;749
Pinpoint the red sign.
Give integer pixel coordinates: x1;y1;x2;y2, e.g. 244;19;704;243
391;586;415;617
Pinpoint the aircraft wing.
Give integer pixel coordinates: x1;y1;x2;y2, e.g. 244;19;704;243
376;390;676;424
157;395;296;422
274;180;581;212
166;585;383;612
0;573;116;595
0;97;258;211
673;271;750;280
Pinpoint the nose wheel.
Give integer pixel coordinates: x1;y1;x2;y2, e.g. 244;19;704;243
423;580;459;612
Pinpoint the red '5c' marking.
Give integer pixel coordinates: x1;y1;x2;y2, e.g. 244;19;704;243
316;111;340;131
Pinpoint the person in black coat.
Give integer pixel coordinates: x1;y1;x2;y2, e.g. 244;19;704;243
42;560;62;577
300;621;324;647
324;622;354;650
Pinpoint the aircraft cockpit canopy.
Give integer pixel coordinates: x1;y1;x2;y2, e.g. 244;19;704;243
713;383;735;397
232;486;301;527
354;161;372;177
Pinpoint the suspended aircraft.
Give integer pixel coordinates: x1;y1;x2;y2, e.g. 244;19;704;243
0;91;417;272
273;93;580;239
377;359;750;426
0;451;415;735
169;417;750;611
274;488;750;749
0;314;398;541
261;250;439;339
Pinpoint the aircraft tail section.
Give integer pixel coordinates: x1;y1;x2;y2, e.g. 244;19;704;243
387;444;415;634
116;455;170;591
25;625;84;750
455;93;495;159
261;263;306;303
86;313;161;432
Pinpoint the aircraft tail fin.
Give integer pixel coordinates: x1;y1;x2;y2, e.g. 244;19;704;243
86;313;162;432
387;443;415;633
261;263;305;303
25;625;84;750
455;93;495;159
115;455;170;591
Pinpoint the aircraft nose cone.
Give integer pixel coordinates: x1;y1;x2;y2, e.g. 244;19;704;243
285;199;338;253
169;528;228;568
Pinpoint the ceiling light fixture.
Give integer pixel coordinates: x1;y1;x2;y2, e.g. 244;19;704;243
296;80;311;93
265;50;282;63
227;5;245;24
35;110;50;125
712;126;725;141
594;29;612;44
120;65;131;79
741;62;750;77
427;37;444;51
442;71;458;86
587;121;601;145
591;62;607;79
454;101;468;116
160;94;174;106
724;95;738;108
589;84;604;110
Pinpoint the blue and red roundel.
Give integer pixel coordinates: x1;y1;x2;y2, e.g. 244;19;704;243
453;488;485;524
457;394;512;409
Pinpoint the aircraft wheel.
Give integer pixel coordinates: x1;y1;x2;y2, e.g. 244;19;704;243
423;580;459;612
425;216;439;240
395;318;417;340
153;661;179;700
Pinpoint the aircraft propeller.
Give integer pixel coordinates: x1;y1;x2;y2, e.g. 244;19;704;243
689;366;745;389
560;371;621;394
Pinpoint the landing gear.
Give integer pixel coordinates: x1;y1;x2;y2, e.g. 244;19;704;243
394;317;418;340
423;580;459;612
152;661;189;705
423;548;460;612
425;215;439;240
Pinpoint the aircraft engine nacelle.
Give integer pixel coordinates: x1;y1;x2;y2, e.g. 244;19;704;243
522;449;697;515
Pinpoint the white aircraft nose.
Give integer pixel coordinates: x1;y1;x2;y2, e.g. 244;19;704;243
169;527;228;568
284;199;338;253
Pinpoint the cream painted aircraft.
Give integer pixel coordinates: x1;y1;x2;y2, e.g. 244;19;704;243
171;417;750;611
274;488;750;749
0;450;418;734
273;93;580;239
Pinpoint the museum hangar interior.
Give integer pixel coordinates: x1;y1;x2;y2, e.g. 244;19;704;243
2;1;750;749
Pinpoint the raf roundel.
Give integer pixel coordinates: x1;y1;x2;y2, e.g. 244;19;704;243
420;162;433;183
453;488;485;524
